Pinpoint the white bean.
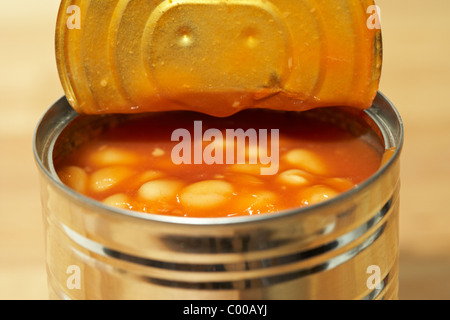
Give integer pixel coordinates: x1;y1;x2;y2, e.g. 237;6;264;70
58;166;88;193
152;148;165;157
277;169;310;187
301;185;339;206
103;193;133;210
325;178;355;192
180;180;234;210
138;179;184;202
89;166;135;193
139;170;165;183
228;163;264;176
90;146;139;166
238;191;278;214
230;174;264;187
284;149;327;175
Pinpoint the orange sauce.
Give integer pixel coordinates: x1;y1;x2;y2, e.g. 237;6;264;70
55;109;382;218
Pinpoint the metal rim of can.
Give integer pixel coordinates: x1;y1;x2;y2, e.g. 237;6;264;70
33;91;404;226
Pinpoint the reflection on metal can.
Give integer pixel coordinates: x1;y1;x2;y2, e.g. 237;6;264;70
34;92;403;300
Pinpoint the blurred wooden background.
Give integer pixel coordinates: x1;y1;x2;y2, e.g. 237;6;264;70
0;0;449;299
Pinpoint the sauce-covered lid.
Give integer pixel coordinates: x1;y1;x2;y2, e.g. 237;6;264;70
56;0;382;116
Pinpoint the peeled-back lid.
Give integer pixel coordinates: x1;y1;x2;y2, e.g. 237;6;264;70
56;0;382;117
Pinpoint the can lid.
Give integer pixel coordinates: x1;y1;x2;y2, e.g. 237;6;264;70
56;0;382;116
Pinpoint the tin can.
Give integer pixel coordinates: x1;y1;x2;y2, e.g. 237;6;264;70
56;0;381;116
33;92;403;300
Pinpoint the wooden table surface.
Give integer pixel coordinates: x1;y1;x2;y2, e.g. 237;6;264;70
0;0;449;300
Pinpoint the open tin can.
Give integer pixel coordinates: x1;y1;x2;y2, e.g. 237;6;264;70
33;92;403;300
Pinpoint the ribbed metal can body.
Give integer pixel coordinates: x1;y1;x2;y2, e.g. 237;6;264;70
33;93;403;300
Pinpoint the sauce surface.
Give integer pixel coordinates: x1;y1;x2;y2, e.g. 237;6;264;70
54;109;382;218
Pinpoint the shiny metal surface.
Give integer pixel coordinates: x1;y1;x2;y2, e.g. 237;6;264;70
56;0;381;116
34;92;403;300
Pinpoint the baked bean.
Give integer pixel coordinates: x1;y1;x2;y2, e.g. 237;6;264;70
227;174;264;188
228;163;265;175
103;193;133;210
284;149;327;175
300;185;339;206
90;166;135;193
180;180;234;210
278;169;310;187
58;166;88;193
152;148;165;157
325;178;355;192
138;179;184;202
90;146;139;166
139;170;165;183
236;191;278;215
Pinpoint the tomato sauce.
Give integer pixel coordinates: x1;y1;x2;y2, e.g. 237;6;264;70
54;108;382;218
